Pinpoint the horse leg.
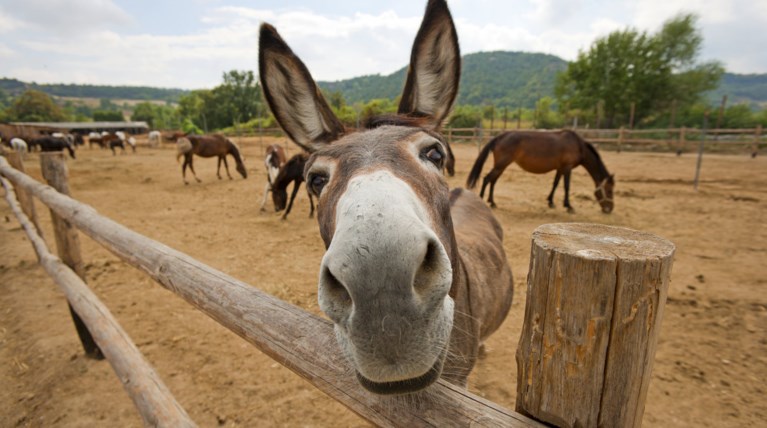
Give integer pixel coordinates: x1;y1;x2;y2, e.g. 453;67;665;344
481;168;504;208
563;169;574;213
222;156;232;179
182;158;190;185
547;171;562;208
216;157;223;179
260;181;271;212
282;181;302;220
187;154;201;183
308;191;315;218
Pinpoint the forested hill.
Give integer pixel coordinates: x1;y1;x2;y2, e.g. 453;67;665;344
318;51;568;109
0;78;186;102
706;73;767;107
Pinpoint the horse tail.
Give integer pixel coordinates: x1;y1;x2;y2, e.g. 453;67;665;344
176;137;192;163
466;135;500;189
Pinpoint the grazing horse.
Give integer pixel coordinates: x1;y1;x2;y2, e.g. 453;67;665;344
259;0;513;393
10;138;28;155
176;134;247;185
260;144;287;211
148;130;162;147
467;130;615;213
33;137;76;159
270;152;314;220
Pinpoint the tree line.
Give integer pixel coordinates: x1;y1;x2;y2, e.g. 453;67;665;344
1;13;763;132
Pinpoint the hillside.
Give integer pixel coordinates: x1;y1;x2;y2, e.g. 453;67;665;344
2;53;766;109
319;51;568;109
0;78;186;103
705;73;767;107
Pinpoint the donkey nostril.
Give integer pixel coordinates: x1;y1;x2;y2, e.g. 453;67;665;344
413;239;445;294
321;266;352;306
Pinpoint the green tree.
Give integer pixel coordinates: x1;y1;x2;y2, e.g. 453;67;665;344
93;110;125;121
5;89;68;122
556;14;723;127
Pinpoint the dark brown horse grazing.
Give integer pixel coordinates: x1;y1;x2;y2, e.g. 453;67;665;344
176;134;247;185
32;137;76;159
260;144;287;211
271;152;314;220
259;0;513;394
466;130;615;213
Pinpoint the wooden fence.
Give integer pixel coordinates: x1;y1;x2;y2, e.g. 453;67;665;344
444;126;764;155
0;152;675;427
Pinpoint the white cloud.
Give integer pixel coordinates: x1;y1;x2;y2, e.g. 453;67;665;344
0;0;764;88
2;0;132;36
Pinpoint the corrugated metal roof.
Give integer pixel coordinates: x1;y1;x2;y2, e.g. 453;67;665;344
10;121;150;130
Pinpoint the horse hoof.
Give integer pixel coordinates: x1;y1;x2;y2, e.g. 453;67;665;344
489;203;497;209
548;202;556;208
566;207;575;214
184;182;189;186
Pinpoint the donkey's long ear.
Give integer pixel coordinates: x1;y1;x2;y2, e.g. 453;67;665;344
398;0;460;129
259;24;345;152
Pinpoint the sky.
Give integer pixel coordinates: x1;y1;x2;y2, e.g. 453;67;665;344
0;0;765;90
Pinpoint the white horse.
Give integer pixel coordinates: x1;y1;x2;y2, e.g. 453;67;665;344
148;130;162;148
10;138;28;156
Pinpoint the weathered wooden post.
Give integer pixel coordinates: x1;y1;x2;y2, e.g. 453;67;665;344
40;152;104;359
753;124;762;158
5;152;43;237
516;223;675;428
677;127;686;156
617;126;625;153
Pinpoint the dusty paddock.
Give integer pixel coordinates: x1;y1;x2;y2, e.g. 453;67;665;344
1;137;765;427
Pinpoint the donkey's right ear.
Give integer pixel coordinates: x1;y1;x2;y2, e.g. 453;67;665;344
259;24;344;153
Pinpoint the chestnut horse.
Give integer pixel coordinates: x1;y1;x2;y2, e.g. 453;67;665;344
259;144;287;212
259;0;513;393
176;134;247;185
467;130;615;213
270;152;314;220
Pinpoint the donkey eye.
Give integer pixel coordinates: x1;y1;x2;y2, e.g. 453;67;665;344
309;174;328;195
420;145;444;167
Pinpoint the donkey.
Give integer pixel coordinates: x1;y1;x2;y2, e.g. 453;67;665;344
259;0;513;394
260;144;287;212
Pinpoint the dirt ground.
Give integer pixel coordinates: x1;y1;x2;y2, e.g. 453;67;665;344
1;136;765;427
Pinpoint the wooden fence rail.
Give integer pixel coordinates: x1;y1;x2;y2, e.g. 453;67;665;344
441;126;764;155
1;174;196;428
1;152;676;427
0;155;542;427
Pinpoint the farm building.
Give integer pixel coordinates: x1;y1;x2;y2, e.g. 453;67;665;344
2;121;149;139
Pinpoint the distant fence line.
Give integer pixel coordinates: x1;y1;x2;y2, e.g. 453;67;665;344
222;126;763;155
444;126;764;154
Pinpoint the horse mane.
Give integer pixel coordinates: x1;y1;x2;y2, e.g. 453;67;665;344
570;131;611;182
274;153;308;189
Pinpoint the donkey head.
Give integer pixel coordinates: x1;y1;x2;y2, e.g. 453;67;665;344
260;0;460;394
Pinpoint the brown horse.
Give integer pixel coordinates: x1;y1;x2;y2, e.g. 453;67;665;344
466;130;615;213
176;134;247;185
270;152;314;220
260;144;287;211
259;0;513;394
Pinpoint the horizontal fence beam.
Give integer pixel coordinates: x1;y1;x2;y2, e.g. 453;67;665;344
0;156;542;428
0;174;196;428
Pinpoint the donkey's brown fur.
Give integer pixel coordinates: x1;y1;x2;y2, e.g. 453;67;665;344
259;0;513;394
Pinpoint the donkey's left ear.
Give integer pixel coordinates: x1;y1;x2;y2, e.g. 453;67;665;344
398;0;461;129
259;23;345;153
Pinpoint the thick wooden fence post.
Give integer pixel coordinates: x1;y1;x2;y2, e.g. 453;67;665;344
40;153;104;359
677;127;686;156
753;125;762;158
516;223;674;428
5;152;43;238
